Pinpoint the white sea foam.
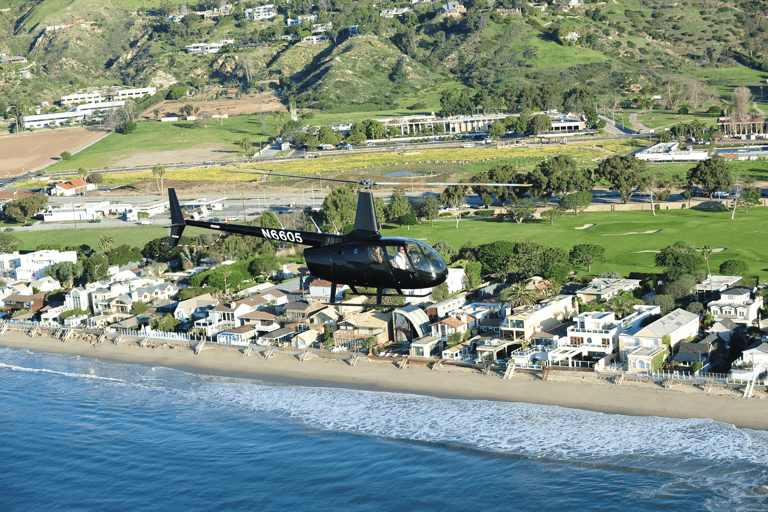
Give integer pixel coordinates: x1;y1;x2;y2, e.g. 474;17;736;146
198;382;768;468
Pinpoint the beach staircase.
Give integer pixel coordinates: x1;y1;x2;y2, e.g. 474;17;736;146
541;364;550;381
0;322;7;335
113;335;123;345
300;350;317;362
704;380;714;395
263;346;276;359
61;329;73;342
349;355;359;367
398;358;409;369
613;373;624;387
140;337;149;348
431;360;444;371
242;346;252;357
97;332;107;344
503;364;515;380
27;326;39;337
194;340;206;354
481;364;491;376
744;379;756;398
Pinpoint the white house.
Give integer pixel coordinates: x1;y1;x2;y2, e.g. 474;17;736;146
694;275;742;302
308;279;348;302
576;278;641;303
64;281;110;311
244;4;276;20
43;201;122;222
619;307;699;372
549;306;658;369
730;341;768;381
60;87;156;105
0;250;77;282
500;295;575;341
431;312;475;341
49;179;98;197
707;287;763;325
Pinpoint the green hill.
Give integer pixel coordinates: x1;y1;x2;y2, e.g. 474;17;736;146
1;0;767;117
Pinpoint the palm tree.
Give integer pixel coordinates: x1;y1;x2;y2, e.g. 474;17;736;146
98;234;115;253
503;282;540;307
77;167;89;182
240;138;252;154
701;245;713;277
152;165;166;193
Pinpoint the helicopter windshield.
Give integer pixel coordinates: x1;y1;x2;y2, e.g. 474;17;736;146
381;240;447;275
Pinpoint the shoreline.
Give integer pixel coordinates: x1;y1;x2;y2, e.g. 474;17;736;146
2;331;767;431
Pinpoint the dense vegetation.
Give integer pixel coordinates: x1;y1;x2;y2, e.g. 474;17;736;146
2;0;768;118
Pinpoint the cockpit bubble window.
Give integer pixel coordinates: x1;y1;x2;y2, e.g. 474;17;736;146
405;240;446;274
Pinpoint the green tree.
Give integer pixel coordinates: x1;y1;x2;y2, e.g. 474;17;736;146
529;155;591;206
240;138;252;154
733;188;761;216
501;282;539;307
655;241;704;281
465;261;482;290
687;155;733;199
320;185;357;233
98;234;116;253
0;233;22;253
570;244;605;272
719;259;748;276
487;122;506;139
648;294;675;315
558;191;592;216
152;313;180;332
540;208;564;225
386;188;413;226
594;155;647;204
317;125;338;145
420;196;440;227
152;165;166;193
363;119;386;139
476;240;516;275
88;172;104;184
507;198;536;223
2;193;48;223
431;281;450;302
131;301;149;315
527;114;552;136
60;151;72;161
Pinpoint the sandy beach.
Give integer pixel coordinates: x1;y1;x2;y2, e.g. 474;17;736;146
3;330;767;431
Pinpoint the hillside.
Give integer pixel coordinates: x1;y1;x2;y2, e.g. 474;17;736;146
1;0;767;117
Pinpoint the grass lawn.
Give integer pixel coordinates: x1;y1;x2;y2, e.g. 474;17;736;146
384;206;768;281
12;225;169;251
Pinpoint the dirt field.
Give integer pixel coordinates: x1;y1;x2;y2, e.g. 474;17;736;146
140;92;288;120
0;127;109;176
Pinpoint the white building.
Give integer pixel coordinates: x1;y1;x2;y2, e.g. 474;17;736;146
707;287;763;325
731;341;768;381
124;200;169;221
244;4;276;19
286;14;317;26
549;306;658;369
186;40;235;55
23;101;125;129
43;201;119;222
49;179;98;197
576;278;641;304
0;250;78;282
619;307;699;371
60;87;157;105
635;143;709;162
500;295;575;341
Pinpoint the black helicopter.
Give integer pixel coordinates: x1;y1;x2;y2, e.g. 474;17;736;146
167;179;449;304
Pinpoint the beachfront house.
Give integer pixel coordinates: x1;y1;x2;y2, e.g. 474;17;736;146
707;287;763;325
499;295;574;341
694;275;742;302
172;293;218;325
334;311;391;349
576;278;641;304
431;312;475;342
442;340;472;361
0;250;78;282
410;334;442;358
730;341;768;381
548;306;658;370
619;308;699;372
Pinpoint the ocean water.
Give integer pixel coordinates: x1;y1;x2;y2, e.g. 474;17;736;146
2;346;768;512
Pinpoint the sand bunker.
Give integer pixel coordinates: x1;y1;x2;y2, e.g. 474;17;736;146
637;250;660;253
575;224;595;230
603;230;661;236
712;248;727;252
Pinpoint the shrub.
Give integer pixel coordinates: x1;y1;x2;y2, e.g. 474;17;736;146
60;151;72;160
677;106;689;115
719;259;748;276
